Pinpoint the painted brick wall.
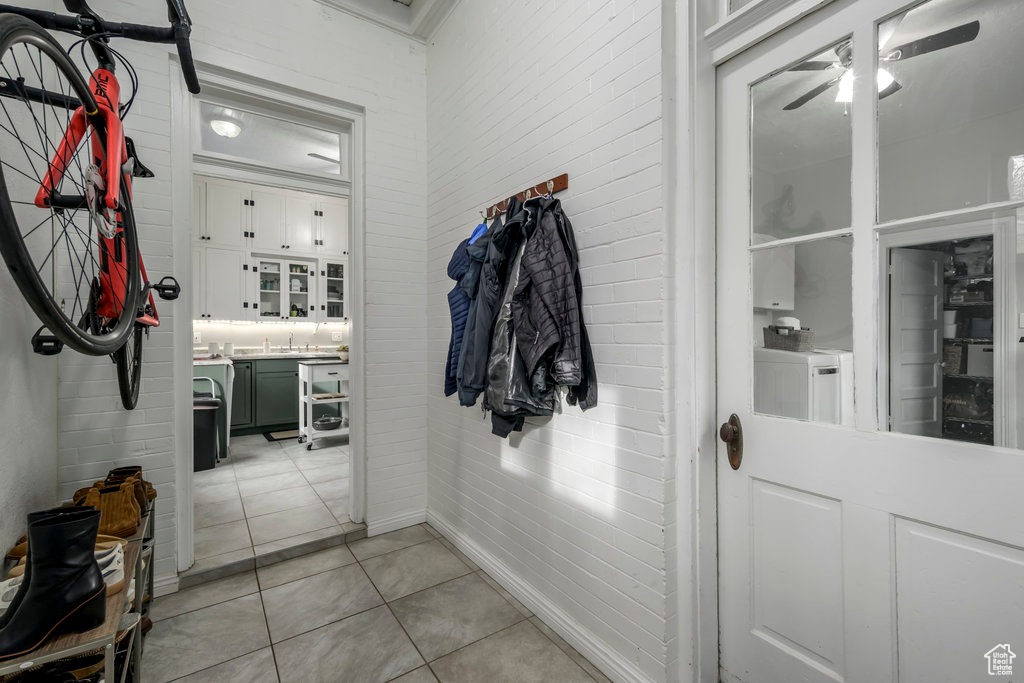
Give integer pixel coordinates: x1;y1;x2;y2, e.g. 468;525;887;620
43;0;428;584
0;260;58;554
425;2;672;681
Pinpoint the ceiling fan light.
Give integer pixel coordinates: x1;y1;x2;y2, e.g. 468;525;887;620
835;70;854;103
210;119;242;138
877;67;895;92
835;68;897;104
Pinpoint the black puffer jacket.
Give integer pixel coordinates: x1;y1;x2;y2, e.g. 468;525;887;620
457;199;525;406
512;197;581;385
485;202;556;422
485;197;597;436
511;197;596;411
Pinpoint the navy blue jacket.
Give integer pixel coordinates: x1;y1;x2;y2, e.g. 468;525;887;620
444;238;471;396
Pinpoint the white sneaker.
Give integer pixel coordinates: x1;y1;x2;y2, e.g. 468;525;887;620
0;575;23;616
100;544;125;596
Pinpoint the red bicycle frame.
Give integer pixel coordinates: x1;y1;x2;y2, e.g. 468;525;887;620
32;66;159;329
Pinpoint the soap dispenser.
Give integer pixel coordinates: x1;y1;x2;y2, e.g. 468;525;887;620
262;337;271;354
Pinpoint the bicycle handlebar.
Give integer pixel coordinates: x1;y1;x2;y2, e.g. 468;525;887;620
0;1;201;94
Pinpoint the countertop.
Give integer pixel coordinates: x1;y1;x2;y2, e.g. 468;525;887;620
193;357;233;366
227;352;342;361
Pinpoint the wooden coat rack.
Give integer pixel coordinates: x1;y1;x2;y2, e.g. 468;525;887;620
484;173;569;220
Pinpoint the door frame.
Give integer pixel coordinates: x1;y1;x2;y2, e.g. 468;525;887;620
170;59;368;577
689;2;1024;681
878;218;1017;447
679;1;861;680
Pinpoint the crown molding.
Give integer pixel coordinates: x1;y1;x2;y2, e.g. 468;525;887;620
314;0;458;42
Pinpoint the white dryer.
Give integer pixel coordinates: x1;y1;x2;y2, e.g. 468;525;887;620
753;347;854;425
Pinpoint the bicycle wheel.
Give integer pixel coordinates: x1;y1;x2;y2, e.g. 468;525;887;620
0;15;139;356
114;323;143;409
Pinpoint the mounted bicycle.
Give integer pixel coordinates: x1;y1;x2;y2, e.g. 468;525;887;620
0;0;200;408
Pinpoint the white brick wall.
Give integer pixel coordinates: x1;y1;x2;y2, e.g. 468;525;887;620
426;1;672;681
43;0;428;583
0;263;58;554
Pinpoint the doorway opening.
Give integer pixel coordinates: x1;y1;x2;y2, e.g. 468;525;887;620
888;236;994;444
173;66;367;583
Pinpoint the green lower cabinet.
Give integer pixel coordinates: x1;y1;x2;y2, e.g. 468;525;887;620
255;369;300;427
231;361;253;429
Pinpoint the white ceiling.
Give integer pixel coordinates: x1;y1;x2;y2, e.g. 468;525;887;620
752;0;1024;173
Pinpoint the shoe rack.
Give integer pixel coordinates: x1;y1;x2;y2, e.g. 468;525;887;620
0;504;155;682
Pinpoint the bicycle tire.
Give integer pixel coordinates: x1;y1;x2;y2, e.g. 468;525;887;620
0;15;140;356
114;323;143;409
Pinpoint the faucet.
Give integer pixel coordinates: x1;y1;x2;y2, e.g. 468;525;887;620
289;331;294;352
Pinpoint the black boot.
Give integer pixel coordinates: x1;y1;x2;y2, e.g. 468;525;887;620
0;508;106;661
0;506;92;631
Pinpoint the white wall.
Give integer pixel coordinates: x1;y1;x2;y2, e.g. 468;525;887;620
0;268;58;552
48;0;428;585
426;2;672;681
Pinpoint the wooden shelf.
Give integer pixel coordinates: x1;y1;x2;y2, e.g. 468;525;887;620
944;374;994;382
942;416;994;425
945;274;993;282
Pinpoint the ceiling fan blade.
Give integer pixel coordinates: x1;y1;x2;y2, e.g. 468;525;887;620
307;152;341;164
783;77;841;111
885;20;980;61
878;79;903;100
789;60;836;72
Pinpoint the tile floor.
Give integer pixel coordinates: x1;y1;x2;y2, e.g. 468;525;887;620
144;524;610;683
188;434;363;584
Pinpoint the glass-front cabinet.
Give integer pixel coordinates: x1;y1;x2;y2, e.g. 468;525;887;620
256;258;315;320
319;259;347;321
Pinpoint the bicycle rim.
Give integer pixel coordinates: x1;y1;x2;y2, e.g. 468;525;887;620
0;18;139;356
114;323;143;410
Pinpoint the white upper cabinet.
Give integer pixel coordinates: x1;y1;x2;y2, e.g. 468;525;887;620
192;175;350;322
201;179;247;249
250;188;287;253
752;245;795;311
318;197;349;256
200;247;247;321
285;194;317;253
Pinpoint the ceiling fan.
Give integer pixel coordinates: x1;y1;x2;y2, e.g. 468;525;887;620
783;19;980;111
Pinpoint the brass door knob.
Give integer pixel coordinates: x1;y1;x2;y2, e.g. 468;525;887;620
719;413;743;470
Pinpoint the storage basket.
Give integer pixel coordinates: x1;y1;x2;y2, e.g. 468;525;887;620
763;326;814;352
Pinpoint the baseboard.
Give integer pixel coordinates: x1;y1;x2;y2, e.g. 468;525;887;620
367;508;427;536
153;572;180;598
426;512;658;683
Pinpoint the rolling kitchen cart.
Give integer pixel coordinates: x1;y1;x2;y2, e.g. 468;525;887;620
298;360;350;450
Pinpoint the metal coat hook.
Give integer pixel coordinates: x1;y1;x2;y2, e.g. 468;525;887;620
546;180;554;195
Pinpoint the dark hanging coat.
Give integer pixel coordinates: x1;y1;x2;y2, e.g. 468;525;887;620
512;197;582;386
444;238;471;396
486;197;597;437
457;199;526;407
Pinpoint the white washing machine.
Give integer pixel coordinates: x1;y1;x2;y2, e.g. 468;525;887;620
753;347;854;425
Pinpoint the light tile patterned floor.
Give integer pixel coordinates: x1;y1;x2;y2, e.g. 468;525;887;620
144;524;611;683
190;434;360;574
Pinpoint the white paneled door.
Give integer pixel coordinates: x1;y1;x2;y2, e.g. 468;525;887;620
716;1;1024;682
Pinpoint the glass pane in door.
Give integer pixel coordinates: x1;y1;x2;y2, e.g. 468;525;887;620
752;236;854;424
751;40;853;241
325;262;344;320
258;261;281;319
884;228;1013;447
287;263;311;319
877;0;1024;221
